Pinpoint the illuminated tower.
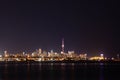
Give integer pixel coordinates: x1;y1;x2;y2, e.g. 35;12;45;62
61;38;64;54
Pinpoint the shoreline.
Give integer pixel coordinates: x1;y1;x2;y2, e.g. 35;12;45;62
0;60;120;64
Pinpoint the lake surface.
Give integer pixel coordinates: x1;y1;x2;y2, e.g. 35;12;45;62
0;62;120;80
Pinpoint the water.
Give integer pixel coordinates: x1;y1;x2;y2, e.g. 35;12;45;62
0;62;120;80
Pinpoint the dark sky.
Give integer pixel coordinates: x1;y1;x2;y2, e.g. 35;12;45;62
0;0;119;57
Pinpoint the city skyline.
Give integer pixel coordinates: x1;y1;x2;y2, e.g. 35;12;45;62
0;0;119;57
0;37;119;57
0;38;118;58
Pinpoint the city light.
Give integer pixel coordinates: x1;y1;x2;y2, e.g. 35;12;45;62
0;39;119;62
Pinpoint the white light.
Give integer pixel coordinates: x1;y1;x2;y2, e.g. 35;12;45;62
0;55;2;58
100;54;104;57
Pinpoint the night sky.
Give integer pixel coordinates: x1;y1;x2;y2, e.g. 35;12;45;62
0;0;119;57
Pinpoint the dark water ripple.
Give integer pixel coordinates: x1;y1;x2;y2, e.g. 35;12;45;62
0;62;120;80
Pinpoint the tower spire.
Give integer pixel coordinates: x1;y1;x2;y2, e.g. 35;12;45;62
61;38;64;54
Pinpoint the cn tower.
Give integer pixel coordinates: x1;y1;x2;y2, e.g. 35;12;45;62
61;38;64;54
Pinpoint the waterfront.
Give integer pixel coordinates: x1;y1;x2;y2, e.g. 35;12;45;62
0;62;120;80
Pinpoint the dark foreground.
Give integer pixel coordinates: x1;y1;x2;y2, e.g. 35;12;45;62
0;61;120;80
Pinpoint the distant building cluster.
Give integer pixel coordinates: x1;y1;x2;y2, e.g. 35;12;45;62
0;39;119;62
0;49;119;62
0;49;87;61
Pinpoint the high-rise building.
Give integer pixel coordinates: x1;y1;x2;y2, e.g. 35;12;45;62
4;50;8;57
38;48;42;54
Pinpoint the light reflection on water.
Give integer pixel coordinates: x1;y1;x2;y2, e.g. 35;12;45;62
100;63;104;80
0;62;120;80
